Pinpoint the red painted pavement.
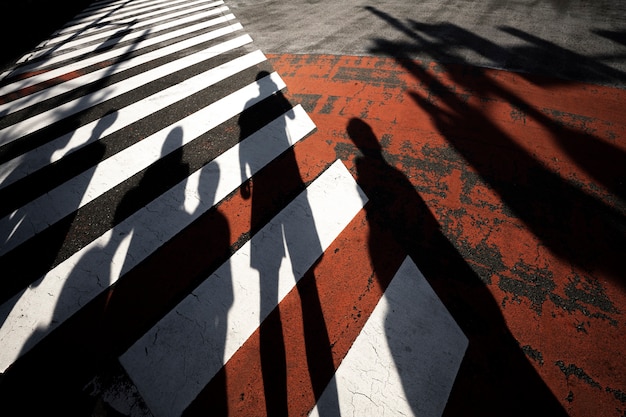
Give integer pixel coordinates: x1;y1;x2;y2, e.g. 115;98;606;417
249;54;626;416
3;52;623;417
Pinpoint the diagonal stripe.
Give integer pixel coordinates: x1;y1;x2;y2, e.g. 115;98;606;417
0;24;245;146
0;51;268;256
21;0;227;67
0;19;241;115
0;99;315;373
47;0;214;42
0;7;235;94
0;35;255;189
20;0;182;61
120;159;367;417
310;256;468;417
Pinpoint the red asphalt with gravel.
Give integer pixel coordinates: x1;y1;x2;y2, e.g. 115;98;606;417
259;53;626;417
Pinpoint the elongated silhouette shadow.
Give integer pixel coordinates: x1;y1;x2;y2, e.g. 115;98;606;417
362;5;625;415
364;5;626;87
0;27;150;304
237;71;340;416
0;26;149;397
366;6;626;287
347;118;569;417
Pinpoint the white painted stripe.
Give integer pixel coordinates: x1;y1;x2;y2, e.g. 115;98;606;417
35;0;142;44
79;0;139;16
0;96;315;373
310;257;468;417
6;5;233;82
51;0;214;41
21;0;228;67
0;24;245;147
0;17;239;115
28;0;187;54
0;35;254;189
76;0;173;22
82;0;153;13
0;0;175;80
14;0;219;70
120;160;366;417
0;59;275;256
74;0;171;23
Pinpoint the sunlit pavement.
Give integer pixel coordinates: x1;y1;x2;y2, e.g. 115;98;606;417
267;52;626;417
0;1;625;416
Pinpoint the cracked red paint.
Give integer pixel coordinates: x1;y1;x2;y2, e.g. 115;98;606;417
266;53;626;417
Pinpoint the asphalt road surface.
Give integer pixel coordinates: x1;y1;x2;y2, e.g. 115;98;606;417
229;0;626;87
0;1;624;417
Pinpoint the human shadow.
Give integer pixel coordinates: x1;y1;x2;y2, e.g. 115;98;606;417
1;126;190;414
237;71;339;416
366;6;626;288
364;6;626;87
0;22;138;402
1;123;233;415
104;126;233;416
0;32;153;383
0;112;112;336
361;5;625;415
0;26;150;307
347;118;569;417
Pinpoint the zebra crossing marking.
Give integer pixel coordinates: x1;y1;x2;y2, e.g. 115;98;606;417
0;25;247;142
0;52;274;256
310;256;468;417
0;9;236;100
0;98;315;372
0;21;244;116
20;1;229;70
120;159;367;417
0;34;254;189
48;0;214;42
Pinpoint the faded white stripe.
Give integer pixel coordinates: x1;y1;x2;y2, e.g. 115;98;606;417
0;16;239;115
310;257;468;417
8;5;232;82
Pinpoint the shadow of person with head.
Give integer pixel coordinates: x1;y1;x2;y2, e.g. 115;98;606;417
238;71;339;416
346;118;568;417
0;125;193;415
98;126;234;417
365;7;626;287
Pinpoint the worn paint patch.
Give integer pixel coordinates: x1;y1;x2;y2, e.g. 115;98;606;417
268;52;626;417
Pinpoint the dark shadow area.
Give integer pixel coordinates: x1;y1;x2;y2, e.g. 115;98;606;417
0;0;120;74
0;122;234;416
364;6;626;87
0;25;149;359
347;118;570;417
237;71;339;416
1;126;190;415
0;27;148;332
366;5;626;289
360;5;626;415
593;28;626;47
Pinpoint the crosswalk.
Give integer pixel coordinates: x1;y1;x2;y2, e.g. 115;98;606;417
0;1;467;416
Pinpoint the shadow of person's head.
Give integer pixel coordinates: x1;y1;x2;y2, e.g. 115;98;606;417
347;118;383;159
